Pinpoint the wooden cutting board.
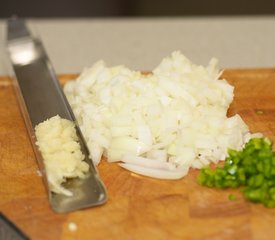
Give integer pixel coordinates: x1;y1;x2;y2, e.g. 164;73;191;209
0;69;275;240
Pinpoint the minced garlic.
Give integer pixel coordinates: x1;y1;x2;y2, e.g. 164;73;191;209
35;115;89;196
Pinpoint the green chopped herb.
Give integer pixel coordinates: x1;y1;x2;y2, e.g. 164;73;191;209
197;137;275;208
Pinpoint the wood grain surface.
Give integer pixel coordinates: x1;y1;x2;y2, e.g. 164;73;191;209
0;69;275;240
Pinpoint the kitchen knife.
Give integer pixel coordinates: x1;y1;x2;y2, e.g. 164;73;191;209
6;17;107;213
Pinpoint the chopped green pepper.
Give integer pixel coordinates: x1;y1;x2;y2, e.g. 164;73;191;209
197;137;275;208
228;194;237;201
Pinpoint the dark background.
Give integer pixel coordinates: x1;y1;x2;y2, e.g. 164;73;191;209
1;0;275;18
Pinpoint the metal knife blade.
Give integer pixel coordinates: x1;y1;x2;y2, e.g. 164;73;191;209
6;18;107;213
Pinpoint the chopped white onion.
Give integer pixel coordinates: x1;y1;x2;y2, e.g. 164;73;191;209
64;51;255;180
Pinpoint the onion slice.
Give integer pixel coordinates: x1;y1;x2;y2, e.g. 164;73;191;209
121;155;175;170
119;163;189;179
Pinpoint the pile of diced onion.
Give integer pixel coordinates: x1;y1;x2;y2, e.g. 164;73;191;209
64;51;255;179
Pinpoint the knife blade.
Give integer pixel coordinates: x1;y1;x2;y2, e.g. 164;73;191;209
6;17;107;213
